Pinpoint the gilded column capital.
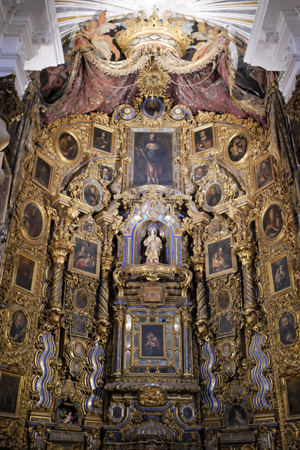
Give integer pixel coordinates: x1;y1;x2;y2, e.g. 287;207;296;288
113;304;126;326
233;237;255;267
48;239;75;265
191;255;205;278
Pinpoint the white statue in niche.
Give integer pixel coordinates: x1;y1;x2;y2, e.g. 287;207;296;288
144;228;162;264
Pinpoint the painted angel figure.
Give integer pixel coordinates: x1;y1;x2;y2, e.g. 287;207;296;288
80;11;120;61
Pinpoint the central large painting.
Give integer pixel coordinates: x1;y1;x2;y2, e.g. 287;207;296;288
132;131;174;187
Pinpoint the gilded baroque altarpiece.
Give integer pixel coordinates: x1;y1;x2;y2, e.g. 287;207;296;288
0;10;300;450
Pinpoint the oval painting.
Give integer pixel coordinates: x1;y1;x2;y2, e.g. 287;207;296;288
263;204;283;240
83;183;102;208
217;289;230;311
228;134;247;162
58;132;78;160
22;202;43;239
205;183;222;207
75;289;88;310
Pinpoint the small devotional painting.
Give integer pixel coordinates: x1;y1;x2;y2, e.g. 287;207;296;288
21;202;44;241
269;255;292;295
143;97;163;118
262;203;284;241
71;313;88;337
227;134;247;162
254;154;275;192
75;289;88;310
206;236;236;279
227;404;248;427
133;131;173;187
0;372;22;417
14;253;36;293
193;164;207;182
204;183;223;208
32;154;53;191
193;125;214;153
83;181;103;209
92;125;113;154
58;131;79;161
218;312;234;337
284;375;300;418
9;310;27;344
141;325;164;358
279;312;297;346
217;289;231;311
69;236;100;278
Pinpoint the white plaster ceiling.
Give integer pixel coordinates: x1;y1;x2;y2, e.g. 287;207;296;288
55;0;258;44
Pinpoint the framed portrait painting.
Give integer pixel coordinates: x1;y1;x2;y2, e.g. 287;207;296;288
0;372;22;417
82;180;103;211
71;313;88;337
269;254;293;295
218;312;234;337
192;125;214;153
204;182;223;209
279;312;297;346
227;134;248;163
75;289;89;311
57;130;80;162
132;130;174;188
217;289;231;311
205;236;236;279
21;201;45;242
283;375;300;418
140;324;165;358
13;252;36;294
262;202;284;242
69;235;100;278
9;310;27;344
254;154;275;192
91;124;114;154
32;153;54;192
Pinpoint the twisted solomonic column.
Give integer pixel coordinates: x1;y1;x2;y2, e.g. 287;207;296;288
234;237;259;324
48;238;74;325
192;255;209;343
96;255;114;343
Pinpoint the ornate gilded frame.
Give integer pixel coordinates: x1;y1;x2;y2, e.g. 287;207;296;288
260;200;285;244
20;200;46;243
13;251;37;294
125;125;181;190
191;124;215;155
0;371;23;417
91;123;116;155
68;234;101;279
253;153;275;193
205;235;237;280
6;305;30;347
282;374;300;419
268;253;293;296
32;152;54;193
224;131;249;166
55;127;82;164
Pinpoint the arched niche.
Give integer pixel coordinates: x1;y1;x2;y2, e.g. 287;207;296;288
135;220;171;265
121;201;183;267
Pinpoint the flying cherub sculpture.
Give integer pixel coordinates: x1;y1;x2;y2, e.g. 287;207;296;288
80;11;120;61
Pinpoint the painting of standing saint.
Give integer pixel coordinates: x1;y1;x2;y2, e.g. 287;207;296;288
133;131;173;187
